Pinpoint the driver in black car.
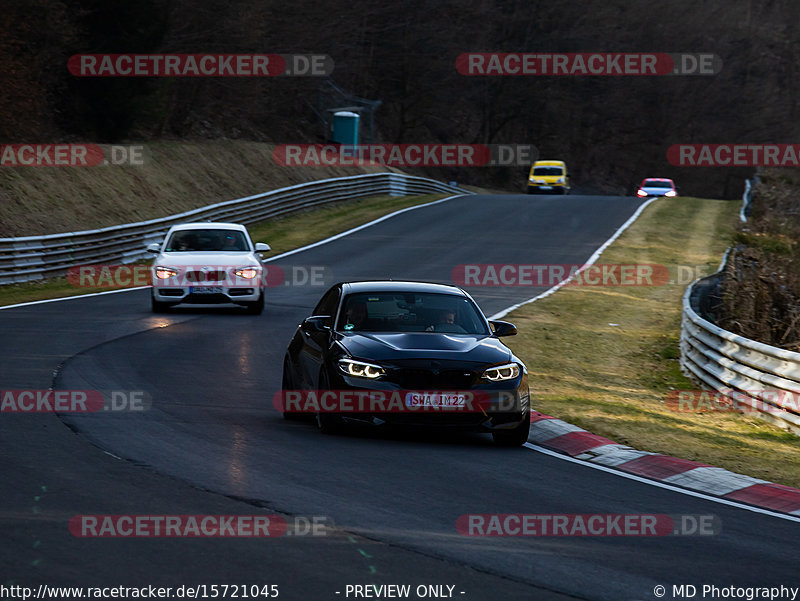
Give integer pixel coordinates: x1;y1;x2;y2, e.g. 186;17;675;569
344;300;368;330
426;308;457;332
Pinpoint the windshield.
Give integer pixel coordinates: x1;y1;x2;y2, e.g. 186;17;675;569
164;229;249;252
643;179;672;188
533;166;564;176
338;292;490;335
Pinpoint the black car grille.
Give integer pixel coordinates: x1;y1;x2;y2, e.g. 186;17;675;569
389;368;477;389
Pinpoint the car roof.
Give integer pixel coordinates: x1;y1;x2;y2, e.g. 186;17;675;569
167;222;248;232
341;280;469;296
533;160;566;166
642;178;674;184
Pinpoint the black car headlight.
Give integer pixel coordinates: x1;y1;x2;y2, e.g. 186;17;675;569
482;363;520;382
338;358;385;379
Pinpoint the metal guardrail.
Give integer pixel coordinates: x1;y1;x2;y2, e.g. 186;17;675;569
739;175;758;222
0;173;468;285
680;179;800;434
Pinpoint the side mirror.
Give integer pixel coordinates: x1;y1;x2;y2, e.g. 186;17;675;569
146;243;161;253
489;320;517;337
255;242;271;252
301;315;331;333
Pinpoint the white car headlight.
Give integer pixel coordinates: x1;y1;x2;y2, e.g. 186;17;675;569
556;177;565;183
234;266;261;279
664;190;677;197
155;266;179;279
482;363;520;382
338;358;385;379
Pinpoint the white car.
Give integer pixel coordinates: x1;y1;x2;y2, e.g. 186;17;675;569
636;178;678;198
147;222;270;314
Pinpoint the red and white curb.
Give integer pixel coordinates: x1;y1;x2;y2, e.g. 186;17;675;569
528;412;800;516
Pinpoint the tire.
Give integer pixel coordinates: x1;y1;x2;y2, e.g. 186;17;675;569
151;295;172;313
282;357;304;421
316;411;341;434
315;369;341;434
492;412;531;447
244;292;264;315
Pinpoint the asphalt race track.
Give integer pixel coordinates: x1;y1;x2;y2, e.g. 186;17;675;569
2;193;797;601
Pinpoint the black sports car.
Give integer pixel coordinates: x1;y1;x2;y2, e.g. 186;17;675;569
280;281;531;446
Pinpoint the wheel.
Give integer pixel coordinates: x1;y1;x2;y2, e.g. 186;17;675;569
492;412;531;447
244;292;264;315
151;295;172;313
316;411;341;434
282;357;303;421
315;369;341;434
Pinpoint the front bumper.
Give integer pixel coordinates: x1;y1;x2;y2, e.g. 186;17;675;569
152;286;261;304
528;183;568;193
324;365;530;431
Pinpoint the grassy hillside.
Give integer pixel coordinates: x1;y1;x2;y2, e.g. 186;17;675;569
0;141;388;236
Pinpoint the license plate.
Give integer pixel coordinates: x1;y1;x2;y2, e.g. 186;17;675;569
539;185;552;190
190;286;224;294
405;392;467;408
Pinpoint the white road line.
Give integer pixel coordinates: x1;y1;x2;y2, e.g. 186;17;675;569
264;194;466;262
524;443;800;523
488;197;658;320
0;286;149;311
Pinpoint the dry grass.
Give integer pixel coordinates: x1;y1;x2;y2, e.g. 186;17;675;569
0;140;389;237
502;196;800;487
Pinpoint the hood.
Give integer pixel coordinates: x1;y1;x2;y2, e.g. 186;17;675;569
155;252;261;268
338;332;512;365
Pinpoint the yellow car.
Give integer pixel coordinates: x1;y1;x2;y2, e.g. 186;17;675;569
527;160;571;195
